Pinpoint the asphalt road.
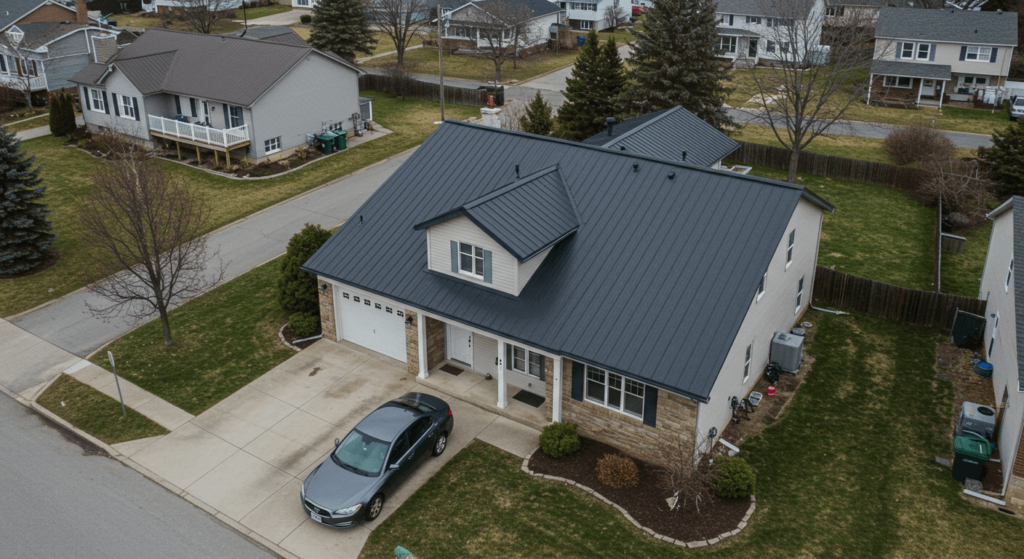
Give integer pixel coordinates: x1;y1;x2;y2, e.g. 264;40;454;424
0;393;278;559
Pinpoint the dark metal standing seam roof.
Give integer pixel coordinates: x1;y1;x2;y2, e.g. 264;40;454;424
582;106;740;168
870;60;952;81
414;165;580;262
875;7;1019;46
302;121;833;402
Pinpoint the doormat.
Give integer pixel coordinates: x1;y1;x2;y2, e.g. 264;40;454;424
440;364;463;376
512;389;545;408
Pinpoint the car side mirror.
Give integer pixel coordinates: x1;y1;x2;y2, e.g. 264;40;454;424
389;463;400;470
334;438;341;447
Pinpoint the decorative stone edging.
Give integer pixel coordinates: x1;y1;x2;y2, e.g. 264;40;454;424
521;447;756;548
278;323;303;351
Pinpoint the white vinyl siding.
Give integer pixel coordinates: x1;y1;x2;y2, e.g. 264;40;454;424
426;216;517;295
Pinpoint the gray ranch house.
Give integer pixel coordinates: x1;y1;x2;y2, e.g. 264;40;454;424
69;28;365;165
302;121;833;466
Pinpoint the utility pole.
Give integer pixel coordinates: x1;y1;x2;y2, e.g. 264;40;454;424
437;3;445;121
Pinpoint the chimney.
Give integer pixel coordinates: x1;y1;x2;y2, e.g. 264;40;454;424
606;117;616;136
76;0;89;24
480;95;502;128
92;33;117;63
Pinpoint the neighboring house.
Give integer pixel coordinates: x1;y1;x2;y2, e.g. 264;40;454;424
581;106;740;169
291;0;319;8
69;28;364;164
822;0;910;26
552;0;627;31
302;120;833;467
867;7;1018;108
442;0;563;49
141;0;243;15
0;0;101;33
221;25;309;46
715;0;827;66
977;197;1024;512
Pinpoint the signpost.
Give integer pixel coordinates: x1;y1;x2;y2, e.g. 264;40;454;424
437;4;446;121
107;351;128;419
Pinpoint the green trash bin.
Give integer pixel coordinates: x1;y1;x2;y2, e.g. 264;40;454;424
333;131;346;151
952;432;991;482
317;133;336;155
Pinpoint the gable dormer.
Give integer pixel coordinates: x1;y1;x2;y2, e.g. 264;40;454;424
414;165;579;296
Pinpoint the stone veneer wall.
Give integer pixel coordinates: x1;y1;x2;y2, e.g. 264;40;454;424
404;313;448;376
426;317;446;369
405;310;420;376
557;358;699;468
317;277;336;342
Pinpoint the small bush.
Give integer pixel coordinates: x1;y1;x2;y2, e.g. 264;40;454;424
277;223;333;315
596;454;639;488
300;14;312;24
884;126;956;166
289;311;320;338
539;422;581;458
710;456;756;498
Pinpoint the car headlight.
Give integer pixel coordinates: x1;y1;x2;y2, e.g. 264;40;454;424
334;504;362;517
300;483;306;501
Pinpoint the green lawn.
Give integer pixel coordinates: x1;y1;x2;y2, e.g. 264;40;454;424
109;13;246;33
361;311;1024;558
941;218;991;298
0;92;478;317
361;47;581;83
37;374;169;445
238;4;292;19
733;125;977;164
88;257;294;415
364;31;425;56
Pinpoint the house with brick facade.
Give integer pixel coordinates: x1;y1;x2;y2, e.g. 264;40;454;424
867;7;1018;108
977;197;1024;512
302;120;833;466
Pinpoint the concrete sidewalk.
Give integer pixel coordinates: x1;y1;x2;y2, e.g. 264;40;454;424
14;115;84;141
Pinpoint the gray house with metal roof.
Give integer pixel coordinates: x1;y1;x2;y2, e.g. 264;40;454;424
868;7;1018;108
69;28;365;165
582;106;740;169
302;120;833;465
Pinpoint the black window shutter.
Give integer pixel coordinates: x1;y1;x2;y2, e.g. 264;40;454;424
895;42;902;59
643;387;658;427
929;44;936;62
538;355;546;382
133;97;140;121
190;98;197;117
222;103;229;127
959;46;967;61
450;241;459;273
505;344;512;372
174;94;181;115
990;48;998;63
102;91;109;114
570;361;584;401
234;106;244;126
81;86;88;108
112;93;119;116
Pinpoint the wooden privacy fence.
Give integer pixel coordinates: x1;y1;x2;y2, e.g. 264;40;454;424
812;266;987;330
359;74;489;107
730;142;929;191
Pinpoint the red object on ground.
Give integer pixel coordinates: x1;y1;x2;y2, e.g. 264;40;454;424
767;385;776;397
632;6;642;15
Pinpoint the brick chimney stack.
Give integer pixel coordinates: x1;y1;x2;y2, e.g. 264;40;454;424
76;0;89;24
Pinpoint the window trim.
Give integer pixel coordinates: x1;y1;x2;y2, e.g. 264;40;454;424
119;94;136;120
1006;259;1013;292
718;35;737;54
883;75;912;88
743;343;752;382
264;136;281;154
757;273;767;301
584;364;645;419
965;46;991;62
458;242;485;279
90;89;105;112
796;276;804;314
786;229;795;268
916;43;930;60
901;42;915;59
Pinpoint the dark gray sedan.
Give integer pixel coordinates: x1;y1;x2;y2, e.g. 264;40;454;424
300;392;454;528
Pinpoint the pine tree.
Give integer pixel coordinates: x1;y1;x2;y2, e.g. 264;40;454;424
621;0;733;131
555;32;626;141
0;127;55;275
979;119;1024;199
309;0;377;62
521;91;553;136
277;223;333;316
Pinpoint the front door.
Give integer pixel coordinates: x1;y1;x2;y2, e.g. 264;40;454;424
448;324;473;366
921;80;935;97
748;39;758;58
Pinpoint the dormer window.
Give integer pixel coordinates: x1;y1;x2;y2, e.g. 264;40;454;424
6;26;24;45
459;242;485;278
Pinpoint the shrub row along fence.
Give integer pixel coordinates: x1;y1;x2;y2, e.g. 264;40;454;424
812;265;986;330
358;74;489;107
730;141;929;191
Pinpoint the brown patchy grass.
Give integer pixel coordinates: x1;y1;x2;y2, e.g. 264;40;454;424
37;374;168;445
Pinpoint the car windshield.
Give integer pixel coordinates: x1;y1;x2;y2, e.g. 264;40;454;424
332;430;389;477
1015;99;1024;107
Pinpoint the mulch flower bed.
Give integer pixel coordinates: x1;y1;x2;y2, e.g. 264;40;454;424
528;436;749;542
280;323;320;350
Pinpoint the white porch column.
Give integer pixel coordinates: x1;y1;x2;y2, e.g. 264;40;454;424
417;312;429;379
938;80;945;109
497;341;508;409
551;357;562;423
915;79;923;107
866;74;872;104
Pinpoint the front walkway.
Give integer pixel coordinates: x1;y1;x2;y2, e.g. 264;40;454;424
416;360;546;431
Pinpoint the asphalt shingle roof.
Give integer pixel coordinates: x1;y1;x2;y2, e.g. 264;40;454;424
870;59;952;80
716;0;816;19
582;106;740;168
303;121;833;402
876;7;1018;46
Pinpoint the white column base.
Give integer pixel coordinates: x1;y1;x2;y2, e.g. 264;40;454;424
497;341;508;409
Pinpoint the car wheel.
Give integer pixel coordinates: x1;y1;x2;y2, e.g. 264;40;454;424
366;494;384;522
432;431;448;456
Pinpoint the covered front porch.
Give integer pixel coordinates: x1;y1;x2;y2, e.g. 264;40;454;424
867;59;951;108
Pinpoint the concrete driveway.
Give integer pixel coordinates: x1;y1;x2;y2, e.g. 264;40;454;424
235;10;302;26
116;340;538;559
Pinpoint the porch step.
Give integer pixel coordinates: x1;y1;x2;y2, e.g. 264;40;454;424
413;375;547;433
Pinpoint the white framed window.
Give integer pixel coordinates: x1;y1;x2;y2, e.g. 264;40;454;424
459;242;485;278
508;344;544;378
757;273;767;300
901;42;915;59
766;17;790;27
965;46;992;61
264;136;281;154
578;20;593;29
721;14;734;26
990;311;999;356
786;230;795;268
916;43;930;60
296;0;309;5
745;16;761;24
1006;259;1013;292
766;40;775;53
90;89;105;112
961;76;987;87
585;364;644;419
229;105;243;128
119;95;136;119
883;76;912;88
743;344;752;382
780;42;790;54
796;276;804;313
718;36;737;54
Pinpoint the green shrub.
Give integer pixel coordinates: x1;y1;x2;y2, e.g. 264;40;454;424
596;454;639;488
277;223;333;315
710;456;756;498
539;422;581;458
300;14;312;24
289;311;321;338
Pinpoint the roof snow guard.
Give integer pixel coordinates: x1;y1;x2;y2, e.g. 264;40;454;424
414;165;579;263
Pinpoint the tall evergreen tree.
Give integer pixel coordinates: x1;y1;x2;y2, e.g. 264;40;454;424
0;127;55;275
61;94;77;135
309;0;377;62
521;91;553;136
621;0;732;131
48;96;60;136
979;119;1024;199
555;32;626;141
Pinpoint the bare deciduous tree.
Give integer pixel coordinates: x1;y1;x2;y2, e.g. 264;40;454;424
498;97;526;131
920;158;993;231
659;435;720;515
80;133;224;346
461;0;539;83
365;0;429;67
743;0;882;182
603;0;629;29
172;0;236;34
381;60;418;100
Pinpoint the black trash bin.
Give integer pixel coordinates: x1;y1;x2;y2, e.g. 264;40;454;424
952;432;991;482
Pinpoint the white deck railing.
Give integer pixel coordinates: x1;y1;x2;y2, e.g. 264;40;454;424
147;115;249;147
0;74;47;91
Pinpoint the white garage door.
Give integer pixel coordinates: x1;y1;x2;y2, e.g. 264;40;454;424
335;286;407;363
